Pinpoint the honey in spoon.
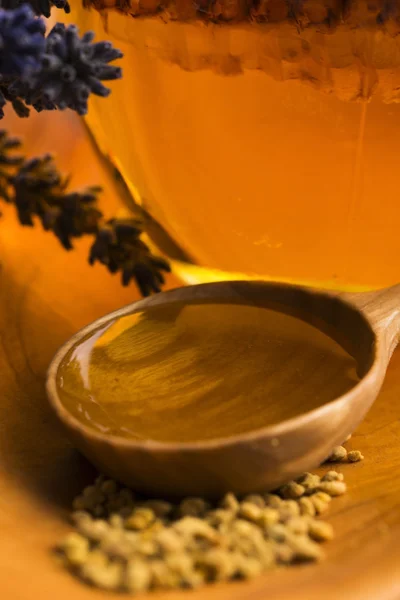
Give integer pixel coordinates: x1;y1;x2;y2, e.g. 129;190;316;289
56;301;359;443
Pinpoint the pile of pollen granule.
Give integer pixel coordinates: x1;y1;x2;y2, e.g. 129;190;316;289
57;444;364;594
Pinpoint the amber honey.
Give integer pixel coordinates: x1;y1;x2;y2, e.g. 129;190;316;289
56;302;358;442
71;3;400;290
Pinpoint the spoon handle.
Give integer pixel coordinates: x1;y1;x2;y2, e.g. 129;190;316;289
341;283;400;355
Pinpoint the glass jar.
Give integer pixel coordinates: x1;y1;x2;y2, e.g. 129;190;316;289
72;1;400;291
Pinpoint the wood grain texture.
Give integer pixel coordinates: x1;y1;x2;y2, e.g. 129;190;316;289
0;109;399;599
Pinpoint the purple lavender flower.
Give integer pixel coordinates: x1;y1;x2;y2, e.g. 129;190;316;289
0;5;123;121
89;219;171;296
0;5;45;77
22;23;123;115
0;0;70;19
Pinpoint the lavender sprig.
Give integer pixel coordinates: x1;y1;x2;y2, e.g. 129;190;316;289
0;5;46;117
13;155;102;248
0;7;123;118
22;23;123;115
0;129;23;199
0;0;70;18
89;219;171;296
0;136;170;296
0;4;45;77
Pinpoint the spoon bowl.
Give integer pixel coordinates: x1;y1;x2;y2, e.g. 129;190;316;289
46;280;400;497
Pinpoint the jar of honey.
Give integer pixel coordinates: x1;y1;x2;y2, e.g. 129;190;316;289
72;1;400;291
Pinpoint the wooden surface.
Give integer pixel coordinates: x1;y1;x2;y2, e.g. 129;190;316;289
0;109;400;599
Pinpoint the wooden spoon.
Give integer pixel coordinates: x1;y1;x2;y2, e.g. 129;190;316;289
46;280;400;498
